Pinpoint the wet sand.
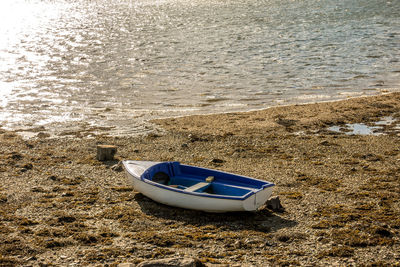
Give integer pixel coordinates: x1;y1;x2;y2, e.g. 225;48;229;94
1;93;399;266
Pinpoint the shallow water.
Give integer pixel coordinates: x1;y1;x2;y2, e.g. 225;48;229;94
327;116;400;136
328;124;381;136
1;0;399;136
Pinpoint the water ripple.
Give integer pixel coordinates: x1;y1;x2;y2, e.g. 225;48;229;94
0;0;399;136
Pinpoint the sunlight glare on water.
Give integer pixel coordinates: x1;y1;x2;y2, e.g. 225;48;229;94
0;0;399;136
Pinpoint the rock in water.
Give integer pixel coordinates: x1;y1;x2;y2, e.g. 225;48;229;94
96;145;117;161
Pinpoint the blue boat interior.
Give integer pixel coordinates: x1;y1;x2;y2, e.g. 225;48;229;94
141;161;271;197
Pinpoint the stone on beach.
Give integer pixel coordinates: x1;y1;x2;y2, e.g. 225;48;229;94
266;196;283;211
111;161;124;172
96;145;117;161
135;257;204;267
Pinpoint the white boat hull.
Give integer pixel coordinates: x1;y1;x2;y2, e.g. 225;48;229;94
123;161;274;212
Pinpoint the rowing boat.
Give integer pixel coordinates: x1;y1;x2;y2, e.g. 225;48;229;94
122;160;274;212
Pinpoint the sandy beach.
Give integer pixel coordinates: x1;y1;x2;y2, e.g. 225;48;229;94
1;92;399;266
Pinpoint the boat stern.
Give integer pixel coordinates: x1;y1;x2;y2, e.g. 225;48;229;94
242;185;274;211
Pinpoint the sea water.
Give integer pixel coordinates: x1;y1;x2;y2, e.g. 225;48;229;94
0;0;399;136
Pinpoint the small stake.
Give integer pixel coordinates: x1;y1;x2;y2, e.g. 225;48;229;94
96;145;117;161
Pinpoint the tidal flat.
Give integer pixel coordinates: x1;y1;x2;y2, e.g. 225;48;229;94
1;93;399;266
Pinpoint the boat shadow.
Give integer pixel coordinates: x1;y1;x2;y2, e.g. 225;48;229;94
134;193;297;233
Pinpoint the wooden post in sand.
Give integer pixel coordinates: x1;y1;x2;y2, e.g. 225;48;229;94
96;145;117;161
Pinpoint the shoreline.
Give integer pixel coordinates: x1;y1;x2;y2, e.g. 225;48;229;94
1;93;399;266
4;90;399;140
154;92;400;137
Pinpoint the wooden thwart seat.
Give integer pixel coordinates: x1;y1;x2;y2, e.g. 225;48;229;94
184;182;210;192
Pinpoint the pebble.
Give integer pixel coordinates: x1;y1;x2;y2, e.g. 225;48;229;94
210;158;225;164
266;196;283;211
264;240;275;247
136;257;204;267
111;162;123;172
188;134;200;142
181;143;189;148
37;132;50;138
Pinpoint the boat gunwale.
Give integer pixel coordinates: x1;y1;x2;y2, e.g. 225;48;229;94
122;160;275;201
